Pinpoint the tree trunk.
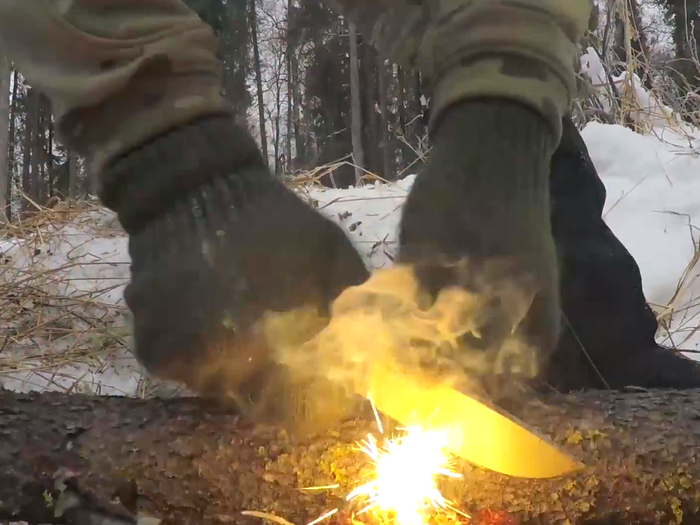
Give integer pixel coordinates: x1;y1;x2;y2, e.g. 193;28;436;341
397;66;406;137
396;66;409;171
249;0;268;166
362;41;378;176
2;388;700;525
37;93;50;204
274;71;282;174
68;150;80;199
6;67;18;222
47;98;55;198
377;54;392;180
285;0;294;173
0;54;10;223
666;0;700;91
290;51;305;169
87;159;98;196
22;88;34;212
348;20;365;184
667;0;700;61
408;71;424;148
29;89;41;204
274;116;281;174
612;0;652;90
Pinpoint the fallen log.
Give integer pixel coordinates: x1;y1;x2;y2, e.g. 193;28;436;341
1;388;700;525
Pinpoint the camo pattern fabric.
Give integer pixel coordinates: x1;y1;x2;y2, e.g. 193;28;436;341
332;0;594;142
0;0;231;179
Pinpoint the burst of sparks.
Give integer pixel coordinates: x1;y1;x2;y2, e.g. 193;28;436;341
300;395;466;525
345;426;463;525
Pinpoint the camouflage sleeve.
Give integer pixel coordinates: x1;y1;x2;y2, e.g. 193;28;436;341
333;0;594;143
421;0;594;142
0;0;230;177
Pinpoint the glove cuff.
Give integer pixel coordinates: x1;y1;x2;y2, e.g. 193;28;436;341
430;60;565;145
99;115;267;234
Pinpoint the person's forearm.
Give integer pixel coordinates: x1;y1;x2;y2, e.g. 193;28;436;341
0;0;231;179
331;0;593;144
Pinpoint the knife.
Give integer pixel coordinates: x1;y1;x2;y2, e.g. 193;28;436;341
361;362;583;479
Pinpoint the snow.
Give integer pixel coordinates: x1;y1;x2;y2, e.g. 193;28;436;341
3;122;700;397
583;123;700;350
0;205;139;395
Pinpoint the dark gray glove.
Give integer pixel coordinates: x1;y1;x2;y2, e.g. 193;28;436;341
398;100;560;400
102;116;369;432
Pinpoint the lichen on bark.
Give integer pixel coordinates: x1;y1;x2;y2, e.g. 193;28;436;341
2;389;700;525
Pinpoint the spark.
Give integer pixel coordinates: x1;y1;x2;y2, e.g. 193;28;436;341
307;508;339;525
300;485;340;492
368;392;384;435
299;395;467;525
346;426;466;525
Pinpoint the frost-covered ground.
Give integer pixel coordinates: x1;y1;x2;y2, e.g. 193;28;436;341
2;122;700;396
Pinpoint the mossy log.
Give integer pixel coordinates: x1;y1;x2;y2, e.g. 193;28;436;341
1;388;700;525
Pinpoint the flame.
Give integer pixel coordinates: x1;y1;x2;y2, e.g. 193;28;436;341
346;426;465;525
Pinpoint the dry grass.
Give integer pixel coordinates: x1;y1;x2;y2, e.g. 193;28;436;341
579;0;696;137
0;196;138;395
650;212;700;351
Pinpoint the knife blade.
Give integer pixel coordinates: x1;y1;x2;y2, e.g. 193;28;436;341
362;363;583;479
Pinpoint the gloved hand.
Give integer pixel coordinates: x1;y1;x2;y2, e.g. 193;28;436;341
398;100;560;401
325;1;593;400
102;116;369;433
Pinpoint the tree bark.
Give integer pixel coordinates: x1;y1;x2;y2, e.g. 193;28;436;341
0;54;10;223
249;0;269;166
6;67;18;223
377;54;392;180
22;87;35;213
397;66;406;137
2;388;700;525
285;0;294;173
289;47;304;170
30;90;42;203
361;41;378;177
348;20;365;184
37;93;51;204
68;150;80;199
47;97;55;198
612;0;652;90
408;72;424;150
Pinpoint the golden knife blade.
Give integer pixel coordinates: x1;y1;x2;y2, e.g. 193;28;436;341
362;363;583;479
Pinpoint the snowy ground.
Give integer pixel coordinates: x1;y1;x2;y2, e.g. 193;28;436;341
2;122;700;396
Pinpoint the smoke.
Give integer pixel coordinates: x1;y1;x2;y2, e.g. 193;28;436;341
263;263;542;414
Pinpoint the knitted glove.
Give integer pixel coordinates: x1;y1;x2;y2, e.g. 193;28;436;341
101;115;370;433
399;100;560;401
